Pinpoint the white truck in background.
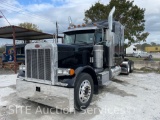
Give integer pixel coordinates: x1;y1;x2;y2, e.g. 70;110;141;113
134;51;152;58
126;45;137;56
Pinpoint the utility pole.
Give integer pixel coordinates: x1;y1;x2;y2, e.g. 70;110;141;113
0;10;17;73
0;10;11;26
56;21;58;43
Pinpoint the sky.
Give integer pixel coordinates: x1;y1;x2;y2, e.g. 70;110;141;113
0;0;159;45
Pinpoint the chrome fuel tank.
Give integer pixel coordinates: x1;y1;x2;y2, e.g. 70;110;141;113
93;45;103;68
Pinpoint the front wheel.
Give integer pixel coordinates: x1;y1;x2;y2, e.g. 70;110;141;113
74;73;94;111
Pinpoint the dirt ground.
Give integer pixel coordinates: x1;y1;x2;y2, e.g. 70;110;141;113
0;71;160;120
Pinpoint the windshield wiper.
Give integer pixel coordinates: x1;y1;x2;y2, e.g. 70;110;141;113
76;41;89;44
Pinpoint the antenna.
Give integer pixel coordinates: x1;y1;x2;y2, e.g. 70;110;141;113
56;21;58;43
68;16;74;27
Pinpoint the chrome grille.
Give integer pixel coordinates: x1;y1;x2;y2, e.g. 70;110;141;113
26;49;51;81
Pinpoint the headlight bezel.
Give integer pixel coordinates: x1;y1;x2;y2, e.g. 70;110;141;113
57;68;75;76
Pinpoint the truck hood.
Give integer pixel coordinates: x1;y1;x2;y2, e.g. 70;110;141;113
57;44;93;68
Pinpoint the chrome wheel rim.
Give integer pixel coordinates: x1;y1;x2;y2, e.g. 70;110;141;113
79;80;91;103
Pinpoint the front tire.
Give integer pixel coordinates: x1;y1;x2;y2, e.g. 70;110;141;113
74;73;94;111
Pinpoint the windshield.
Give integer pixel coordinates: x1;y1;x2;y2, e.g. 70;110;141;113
64;29;103;44
64;34;75;44
75;33;94;44
64;30;95;44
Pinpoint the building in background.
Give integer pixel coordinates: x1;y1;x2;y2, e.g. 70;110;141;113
5;44;25;63
145;46;160;52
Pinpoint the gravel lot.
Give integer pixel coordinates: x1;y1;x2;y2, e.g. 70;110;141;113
0;71;160;120
0;69;14;75
151;53;160;58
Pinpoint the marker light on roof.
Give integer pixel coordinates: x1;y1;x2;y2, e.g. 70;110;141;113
93;23;97;26
82;24;86;27
77;25;81;27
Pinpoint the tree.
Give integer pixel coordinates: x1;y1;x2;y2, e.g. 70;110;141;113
134;44;142;50
84;2;109;23
18;22;42;32
150;42;157;46
140;43;151;51
135;43;151;51
18;22;42;43
84;0;149;45
0;45;5;54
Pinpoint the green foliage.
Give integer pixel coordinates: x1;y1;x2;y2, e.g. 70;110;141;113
18;22;42;43
140;43;151;51
134;44;142;50
150;42;157;46
0;45;5;56
0;45;5;54
124;43;129;48
18;22;42;32
84;0;149;45
84;2;109;23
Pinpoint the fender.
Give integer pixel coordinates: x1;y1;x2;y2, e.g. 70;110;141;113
61;66;99;94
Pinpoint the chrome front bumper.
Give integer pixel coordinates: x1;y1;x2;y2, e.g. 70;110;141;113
16;79;74;112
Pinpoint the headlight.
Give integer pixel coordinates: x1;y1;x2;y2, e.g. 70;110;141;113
19;65;25;70
57;68;75;76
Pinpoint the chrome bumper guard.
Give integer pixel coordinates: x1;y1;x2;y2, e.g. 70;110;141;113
16;78;74;112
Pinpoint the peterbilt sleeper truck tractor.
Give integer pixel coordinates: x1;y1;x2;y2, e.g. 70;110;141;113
17;7;134;112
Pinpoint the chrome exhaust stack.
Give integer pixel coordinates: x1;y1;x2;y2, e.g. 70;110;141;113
106;6;115;67
105;7;118;79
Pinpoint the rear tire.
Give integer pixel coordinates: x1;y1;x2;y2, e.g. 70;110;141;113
124;61;130;75
74;73;94;111
126;64;130;75
149;55;152;59
129;61;134;73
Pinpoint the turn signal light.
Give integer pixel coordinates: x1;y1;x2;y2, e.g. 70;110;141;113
57;68;75;76
69;69;75;75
